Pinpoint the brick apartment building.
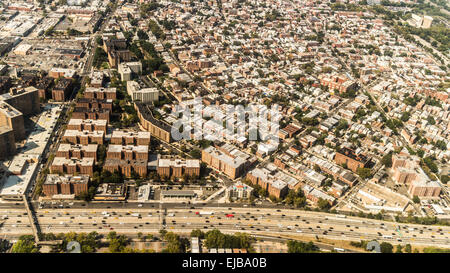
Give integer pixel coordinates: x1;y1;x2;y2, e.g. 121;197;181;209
67;119;108;133
246;168;289;199
56;143;98;161
334;147;371;172
72;107;110;122
42;174;89;197
157;157;201;178
110;130;151;146
103;158;148;177
50;157;94;176
134;102;172;143
52;78;73;101
62;130;105;145
75;98;113;111
202;146;248;179
107;145;148;161
84;87;117;100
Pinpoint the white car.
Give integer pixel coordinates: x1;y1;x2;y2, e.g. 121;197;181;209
296;229;302;233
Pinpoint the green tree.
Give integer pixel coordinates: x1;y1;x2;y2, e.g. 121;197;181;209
380;242;393;253
11;235;39;253
381;152;393;167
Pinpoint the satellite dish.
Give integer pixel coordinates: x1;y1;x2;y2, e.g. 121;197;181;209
66;241;81;253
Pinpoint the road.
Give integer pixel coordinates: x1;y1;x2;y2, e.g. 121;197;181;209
1;205;450;248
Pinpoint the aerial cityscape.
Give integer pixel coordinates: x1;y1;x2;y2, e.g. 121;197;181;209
0;0;449;256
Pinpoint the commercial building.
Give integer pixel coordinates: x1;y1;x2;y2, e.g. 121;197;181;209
226;182;254;200
93;183;126;201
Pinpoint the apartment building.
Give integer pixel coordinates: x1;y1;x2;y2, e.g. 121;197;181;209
50;157;94;176
62;130;105;145
56;144;98;161
52;78;73;101
0;126;16;159
107;145;148;161
75;98;113;111
246;168;289;199
42;174;89;197
103;158;147;177
334;147;371;172
72;107;110;122
135;102;172;143
84;87;117;100
202;145;249;179
110;130;151;146
67;118;108;133
157;156;201;178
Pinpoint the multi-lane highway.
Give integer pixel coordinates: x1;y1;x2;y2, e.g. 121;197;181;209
1;205;450;248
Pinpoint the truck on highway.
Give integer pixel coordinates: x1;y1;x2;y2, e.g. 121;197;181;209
382;235;393;239
131;213;140;217
196;211;214;215
336;215;347;218
334;248;345;252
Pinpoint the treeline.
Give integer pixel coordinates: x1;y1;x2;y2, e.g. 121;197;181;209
190;229;255;251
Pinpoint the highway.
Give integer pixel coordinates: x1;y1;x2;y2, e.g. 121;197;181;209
1;206;450;248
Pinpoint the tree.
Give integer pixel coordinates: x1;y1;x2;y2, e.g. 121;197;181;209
11;235;39;253
380;242;393;253
317;198;331;211
381;152;393;167
190;229;205;239
287;240;320;253
404;244;412;253
189;149;201;159
413;195;420;204
357;167;372;180
395;245;403;253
